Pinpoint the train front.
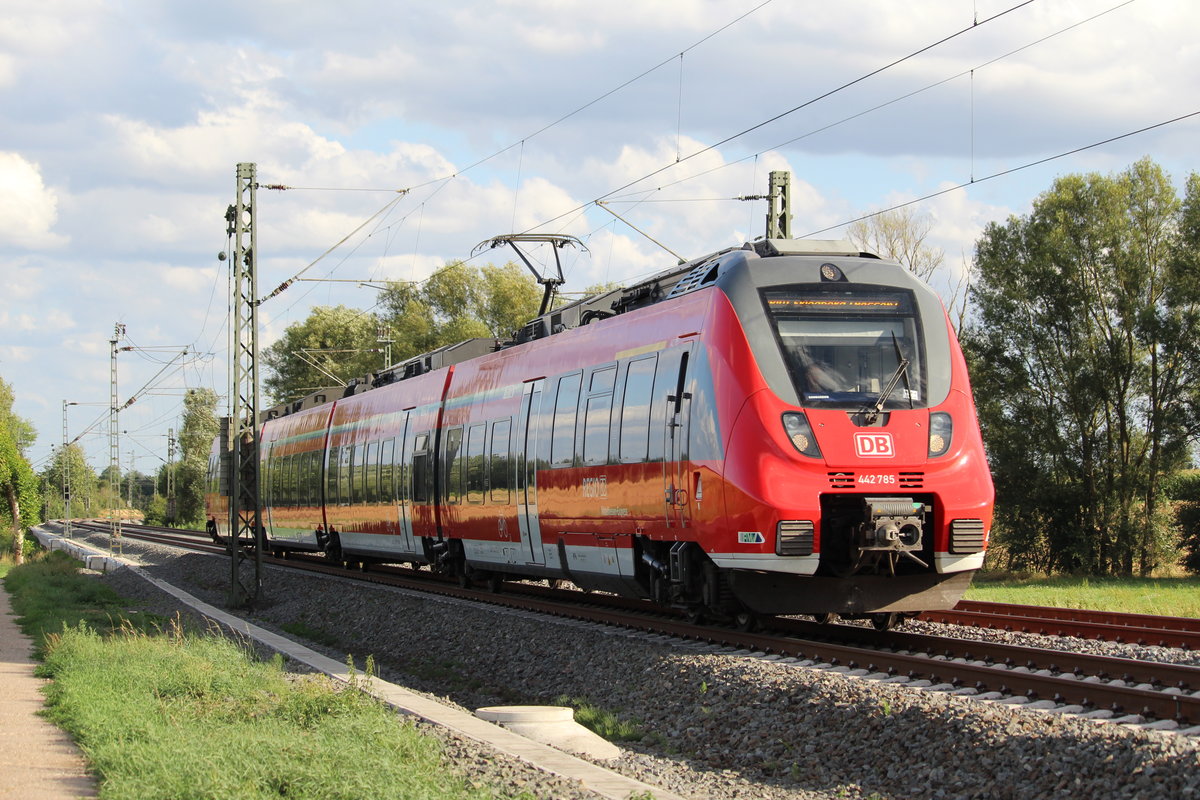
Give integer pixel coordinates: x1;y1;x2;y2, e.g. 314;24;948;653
716;241;993;620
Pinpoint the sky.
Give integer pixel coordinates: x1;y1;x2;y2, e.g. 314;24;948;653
2;0;1198;479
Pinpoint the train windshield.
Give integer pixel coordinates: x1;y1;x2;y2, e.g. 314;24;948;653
764;287;926;409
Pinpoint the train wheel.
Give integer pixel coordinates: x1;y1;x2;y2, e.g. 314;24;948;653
684;607;705;625
734;611;758;632
871;612;898;631
812;613;833;625
486;573;503;593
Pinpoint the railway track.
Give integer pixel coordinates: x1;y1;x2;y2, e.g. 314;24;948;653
65;520;1200;729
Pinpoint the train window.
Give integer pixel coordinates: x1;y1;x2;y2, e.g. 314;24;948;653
551;373;582;467
346;444;360;505
590;366;616;393
465;424;485;504
764;287;926;408
327;446;339;506
620;356;657;462
412;433;430;504
489;419;511;504
336;445;351;506
269;456;281;506
582;394;612;465
381;438;395;504
444;427;464;504
300;451;314;506
281;455;291;507
365;441;380;504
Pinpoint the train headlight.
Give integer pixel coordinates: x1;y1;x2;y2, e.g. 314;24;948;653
782;412;822;458
928;412;953;457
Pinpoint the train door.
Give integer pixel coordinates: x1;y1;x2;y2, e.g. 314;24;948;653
660;345;693;528
516;380;547;566
394;410;416;554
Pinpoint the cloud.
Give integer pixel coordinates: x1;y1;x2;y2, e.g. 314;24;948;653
0;152;66;249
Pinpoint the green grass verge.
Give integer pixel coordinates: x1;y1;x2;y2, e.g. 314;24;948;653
1;551;520;800
966;572;1200;617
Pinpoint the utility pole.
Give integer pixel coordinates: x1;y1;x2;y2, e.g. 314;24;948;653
167;428;176;525
109;323;125;554
61;401;71;539
737;170;794;240
766;170;792;239
376;323;394;370
224;162;263;607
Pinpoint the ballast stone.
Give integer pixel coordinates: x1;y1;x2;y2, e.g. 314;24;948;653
476;706;620;760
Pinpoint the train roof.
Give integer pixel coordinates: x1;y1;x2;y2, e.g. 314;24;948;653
264;238;882;421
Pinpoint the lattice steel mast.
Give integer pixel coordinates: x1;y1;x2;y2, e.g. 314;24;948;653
225;162;264;607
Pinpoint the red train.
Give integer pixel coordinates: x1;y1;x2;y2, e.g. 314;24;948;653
207;238;993;628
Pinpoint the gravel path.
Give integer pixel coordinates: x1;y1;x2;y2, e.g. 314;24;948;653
70;530;1200;800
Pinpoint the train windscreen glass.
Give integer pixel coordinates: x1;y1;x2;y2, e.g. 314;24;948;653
764;288;926;409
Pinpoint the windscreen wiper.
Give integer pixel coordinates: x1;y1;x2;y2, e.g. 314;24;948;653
864;333;911;423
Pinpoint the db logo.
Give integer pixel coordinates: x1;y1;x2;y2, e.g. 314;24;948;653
854;432;895;458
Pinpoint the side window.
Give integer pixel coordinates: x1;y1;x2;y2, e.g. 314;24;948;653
283;454;294;507
365;441;380;504
551;373;582;467
465;424;486;504
620;356;657;462
381;438;396;504
349;444;363;505
412;433;430;504
327;446;340;506
583;366;616;465
270;456;281;506
444;427;464;504
489;419;511;504
338;443;350;506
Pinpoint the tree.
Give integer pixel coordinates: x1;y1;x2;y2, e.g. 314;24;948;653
0;377;39;563
378;260;543;361
964;158;1200;576
263;305;385;405
847;207;945;282
264;261;549;403
176;388;219;526
0;377;36;454
40;443;98;520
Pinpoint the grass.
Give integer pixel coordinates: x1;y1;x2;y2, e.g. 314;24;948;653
966;571;1200;617
1;550;527;800
553;694;653;743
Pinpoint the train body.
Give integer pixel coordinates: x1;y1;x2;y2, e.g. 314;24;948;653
207;238;993;622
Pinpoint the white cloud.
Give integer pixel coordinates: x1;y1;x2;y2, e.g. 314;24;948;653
0;153;66;248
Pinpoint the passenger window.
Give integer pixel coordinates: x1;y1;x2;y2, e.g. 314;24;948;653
466;424;486;504
489;419;511;504
444;427;464;504
620;356;657;462
551;373;582;467
412;433;430;504
582;394;612;465
365;441;380;504
327;446;340;506
381;439;395;505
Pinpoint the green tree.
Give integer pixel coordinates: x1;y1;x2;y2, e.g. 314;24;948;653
176;389;219;526
40;443;98;521
263;306;384;405
0;378;40;562
0;376;36;453
964;158;1200;576
378;260;544;363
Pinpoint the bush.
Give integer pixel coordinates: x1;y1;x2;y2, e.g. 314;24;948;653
1168;471;1200;574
